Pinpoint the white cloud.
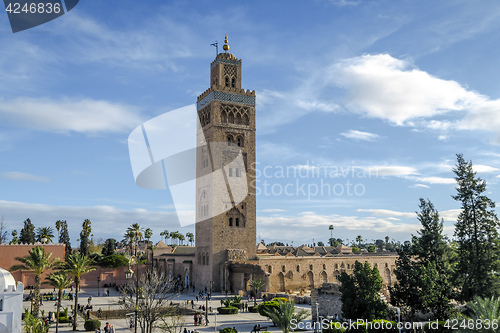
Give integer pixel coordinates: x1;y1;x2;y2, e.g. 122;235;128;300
0;200;186;239
261;209;286;213
416;176;456;184
357;209;415;219
369;165;418;177
340;130;381;142
473;164;500;173
257;212;420;234
329;54;479;125
413;184;430;189
0;97;143;134
0;172;50;182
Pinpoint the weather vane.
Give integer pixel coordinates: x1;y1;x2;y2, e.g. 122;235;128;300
210;41;218;56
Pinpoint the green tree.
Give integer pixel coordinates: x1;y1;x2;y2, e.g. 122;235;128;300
20;218;36;244
391;199;454;320
160;230;169;244
356;235;363;247
55;220;63;243
58;220;72;261
453;154;500;302
45;271;72;333
266;300;308;333
126;223;144;255
249;278;265;306
456;296;500;332
10;246;61;317
144;228;153;245
79;219;92;257
10;230;18;244
36;226;54;243
186;232;194;246
178;233;185;245
101;238;117;256
63;252;95;331
338;261;388;321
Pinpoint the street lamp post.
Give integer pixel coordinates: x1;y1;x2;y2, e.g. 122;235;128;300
97;277;101;297
124;260;139;333
315;302;319;333
396;307;401;333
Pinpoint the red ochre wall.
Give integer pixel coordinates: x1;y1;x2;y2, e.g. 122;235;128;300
1;244;145;289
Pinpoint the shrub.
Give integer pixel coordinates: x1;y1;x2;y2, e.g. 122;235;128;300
257;301;279;317
272;297;288;303
58;317;70;324
248;306;258;313
220;328;238;333
324;322;347;333
217;307;239;315
84;319;101;331
98;254;129;268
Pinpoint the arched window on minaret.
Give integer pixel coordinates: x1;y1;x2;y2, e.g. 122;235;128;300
243;114;249;125
227;135;233;146
237;136;243;147
229;218;233;226
206;253;209;265
228;112;234;123
225;77;229;87
235;168;240;177
202;253;205;265
221;111;227;123
235;218;239;227
231;78;236;88
229;168;233;177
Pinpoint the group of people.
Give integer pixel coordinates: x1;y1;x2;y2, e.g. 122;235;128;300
95;322;114;333
193;312;208;326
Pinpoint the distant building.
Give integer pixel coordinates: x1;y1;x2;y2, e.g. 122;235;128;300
0;267;23;333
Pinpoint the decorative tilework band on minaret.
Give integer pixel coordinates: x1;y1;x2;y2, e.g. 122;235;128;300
194;37;257;291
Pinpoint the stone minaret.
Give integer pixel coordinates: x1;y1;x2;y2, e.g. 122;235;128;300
194;35;256;291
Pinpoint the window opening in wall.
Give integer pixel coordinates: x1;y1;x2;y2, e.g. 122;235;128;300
225;77;229;87
235;168;240;177
282;265;286;272
296;265;300;272
237;137;242;147
229;218;233;226
235;218;239;226
310;264;313;271
229;168;233;177
231;78;236;87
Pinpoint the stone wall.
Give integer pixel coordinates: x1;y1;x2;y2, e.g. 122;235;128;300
311;283;342;320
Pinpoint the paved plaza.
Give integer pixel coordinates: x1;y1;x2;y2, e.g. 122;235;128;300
28;288;314;333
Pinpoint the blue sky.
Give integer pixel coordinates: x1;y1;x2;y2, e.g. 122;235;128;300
1;0;500;247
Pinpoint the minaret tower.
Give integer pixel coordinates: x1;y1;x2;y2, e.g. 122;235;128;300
194;35;256;291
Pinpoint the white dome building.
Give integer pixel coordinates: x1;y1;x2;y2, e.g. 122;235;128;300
0;267;23;333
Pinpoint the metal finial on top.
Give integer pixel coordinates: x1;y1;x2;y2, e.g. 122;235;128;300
223;34;229;52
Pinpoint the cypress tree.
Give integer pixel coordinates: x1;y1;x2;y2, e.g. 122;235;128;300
453;154;500;301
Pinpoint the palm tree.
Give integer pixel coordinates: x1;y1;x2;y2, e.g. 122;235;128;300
456;296;500;332
160;229;169;244
250;278;265;306
186;232;194;246
45;271;72;333
170;231;178;245
144;228;153;247
356;235;363;247
267;300;309;333
123;230;135;255
55;220;63;243
36;227;55;243
63;252;95;331
178;233;185;245
10;246;61;316
126;223;144;256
